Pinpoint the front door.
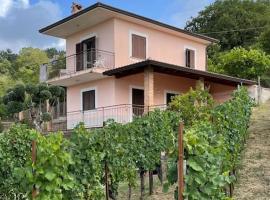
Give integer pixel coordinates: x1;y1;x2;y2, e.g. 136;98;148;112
132;88;144;116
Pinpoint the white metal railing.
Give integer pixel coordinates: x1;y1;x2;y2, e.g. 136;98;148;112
66;104;167;130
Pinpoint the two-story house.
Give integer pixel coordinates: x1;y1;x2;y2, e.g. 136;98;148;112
39;2;255;131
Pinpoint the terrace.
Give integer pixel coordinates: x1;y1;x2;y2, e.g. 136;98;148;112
40;49;115;86
49;104;167;132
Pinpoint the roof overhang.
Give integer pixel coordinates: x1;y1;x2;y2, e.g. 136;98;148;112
103;60;256;86
39;3;218;44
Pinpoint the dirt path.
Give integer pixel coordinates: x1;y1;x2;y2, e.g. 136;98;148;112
233;101;270;200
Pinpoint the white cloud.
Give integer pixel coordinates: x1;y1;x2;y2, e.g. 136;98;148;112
0;0;64;52
0;0;12;17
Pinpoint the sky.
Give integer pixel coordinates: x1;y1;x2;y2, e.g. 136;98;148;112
0;0;214;52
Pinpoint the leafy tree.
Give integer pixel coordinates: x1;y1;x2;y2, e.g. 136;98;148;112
208;47;270;80
0;49;18;64
258;27;270;54
185;0;270;51
15;47;49;84
1;83;65;131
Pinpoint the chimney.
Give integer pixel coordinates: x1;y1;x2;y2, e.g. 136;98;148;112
71;2;83;14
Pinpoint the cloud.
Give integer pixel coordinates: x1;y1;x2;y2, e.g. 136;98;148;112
0;0;64;52
0;0;12;17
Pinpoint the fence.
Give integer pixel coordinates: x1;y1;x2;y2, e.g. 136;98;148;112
66;104;167;130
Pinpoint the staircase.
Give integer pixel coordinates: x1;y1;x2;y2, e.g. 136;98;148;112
233;101;270;199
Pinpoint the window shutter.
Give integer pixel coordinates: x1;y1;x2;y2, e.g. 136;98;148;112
190;50;195;68
185;49;190;67
82;90;95;111
185;49;195;68
132;34;146;59
76;43;83;71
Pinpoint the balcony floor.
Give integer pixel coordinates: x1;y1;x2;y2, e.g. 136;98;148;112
47;68;108;86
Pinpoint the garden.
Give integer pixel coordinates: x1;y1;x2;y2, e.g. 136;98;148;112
0;86;254;200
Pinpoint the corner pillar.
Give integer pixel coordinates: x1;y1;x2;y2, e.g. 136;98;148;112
144;65;154;112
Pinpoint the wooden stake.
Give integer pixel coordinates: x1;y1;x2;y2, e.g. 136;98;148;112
32;140;37;199
105;161;109;200
178;122;184;200
149;171;153;195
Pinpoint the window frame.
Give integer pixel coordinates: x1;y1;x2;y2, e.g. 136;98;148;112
80;87;97;111
129;30;148;60
184;46;196;69
164;90;180;105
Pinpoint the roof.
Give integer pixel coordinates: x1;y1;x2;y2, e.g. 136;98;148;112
103;60;256;86
39;2;218;43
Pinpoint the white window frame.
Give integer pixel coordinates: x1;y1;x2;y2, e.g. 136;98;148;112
164;90;180;105
129;30;148;61
80;87;98;111
184;46;197;68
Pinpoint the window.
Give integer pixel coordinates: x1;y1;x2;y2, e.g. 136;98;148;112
166;92;178;105
82;90;95;111
185;49;195;68
132;34;146;59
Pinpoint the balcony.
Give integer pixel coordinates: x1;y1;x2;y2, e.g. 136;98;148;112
49;104;167;131
40;49;115;86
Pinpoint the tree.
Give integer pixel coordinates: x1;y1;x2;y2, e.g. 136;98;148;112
1;83;65;131
0;49;17;63
185;0;270;51
208;47;270;80
15;47;49;84
258;27;270;54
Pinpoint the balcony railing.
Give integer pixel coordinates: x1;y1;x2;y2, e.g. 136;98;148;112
40;49;115;82
49;104;167;131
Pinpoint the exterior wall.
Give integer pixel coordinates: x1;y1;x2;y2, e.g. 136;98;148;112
66;77;115;112
65;19;115;72
114;72;197;105
208;82;236;103
114;18;207;70
248;85;270;104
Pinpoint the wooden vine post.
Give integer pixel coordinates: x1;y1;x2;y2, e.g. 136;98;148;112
105;160;109;200
178;122;184;200
32;140;38;199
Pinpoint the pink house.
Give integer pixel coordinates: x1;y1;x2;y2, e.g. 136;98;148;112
39;3;255;130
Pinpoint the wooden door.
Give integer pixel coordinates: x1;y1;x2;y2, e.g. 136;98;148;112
132;88;144;116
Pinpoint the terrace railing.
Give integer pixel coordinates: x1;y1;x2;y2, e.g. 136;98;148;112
50;104;167;131
40;49;115;82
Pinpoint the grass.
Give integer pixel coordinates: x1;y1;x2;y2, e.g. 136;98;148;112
233;101;270;199
118;174;175;200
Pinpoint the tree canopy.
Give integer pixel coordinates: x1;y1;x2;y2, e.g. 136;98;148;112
208;47;270;80
185;0;270;51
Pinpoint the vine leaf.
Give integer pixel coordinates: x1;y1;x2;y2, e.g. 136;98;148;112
188;159;203;172
45;171;56;181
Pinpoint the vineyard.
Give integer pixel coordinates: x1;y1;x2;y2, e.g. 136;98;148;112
0;87;254;200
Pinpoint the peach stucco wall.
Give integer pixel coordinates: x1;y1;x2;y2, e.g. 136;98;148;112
65;17;208;72
65;19;115;72
208;82;236;103
114;72;197;105
66;72;237;113
114;18;207;70
66;77;115;112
